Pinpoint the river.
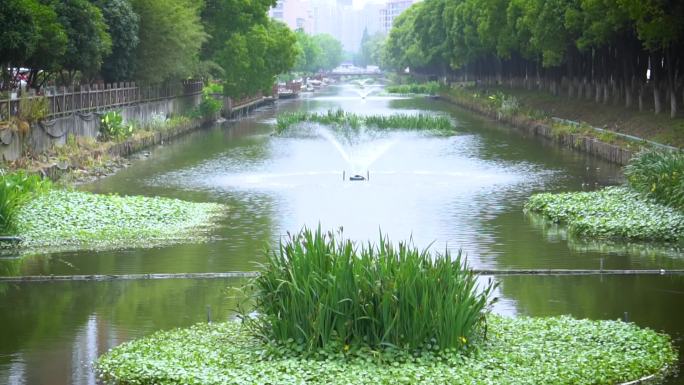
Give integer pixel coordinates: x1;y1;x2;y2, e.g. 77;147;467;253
1;83;682;384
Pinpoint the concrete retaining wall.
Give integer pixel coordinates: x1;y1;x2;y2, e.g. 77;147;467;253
0;93;200;162
440;93;634;165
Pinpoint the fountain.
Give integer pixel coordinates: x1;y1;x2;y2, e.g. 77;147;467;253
317;127;398;181
353;84;381;99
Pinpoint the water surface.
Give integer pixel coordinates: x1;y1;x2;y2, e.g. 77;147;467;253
1;83;682;384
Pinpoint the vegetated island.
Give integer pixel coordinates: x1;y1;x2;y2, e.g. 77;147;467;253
274;109;454;134
1;172;225;253
97;228;677;385
525;150;684;243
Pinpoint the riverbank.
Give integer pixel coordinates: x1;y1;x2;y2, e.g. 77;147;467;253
439;86;662;165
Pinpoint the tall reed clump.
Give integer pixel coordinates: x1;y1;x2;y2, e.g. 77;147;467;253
0;171;51;234
625;150;684;210
386;81;441;95
244;227;496;355
275;109;453;134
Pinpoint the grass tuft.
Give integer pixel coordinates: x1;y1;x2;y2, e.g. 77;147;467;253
625;150;684;211
0;171;51;234
241;227;496;355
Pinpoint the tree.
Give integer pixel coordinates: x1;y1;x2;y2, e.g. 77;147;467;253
293;30;322;73
313;34;343;71
130;0;206;83
0;0;66;89
219;20;298;97
201;0;276;60
95;0;140;83
357;28;371;67
53;0;112;83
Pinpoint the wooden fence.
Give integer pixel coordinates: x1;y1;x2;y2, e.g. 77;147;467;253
0;80;203;121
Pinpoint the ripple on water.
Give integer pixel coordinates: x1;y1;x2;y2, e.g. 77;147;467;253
148;130;553;266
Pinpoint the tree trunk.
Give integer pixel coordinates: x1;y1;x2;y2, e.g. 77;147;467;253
638;84;644;111
670;87;677;118
595;82;602;103
654;84;662;114
603;82;609;104
625;83;633;108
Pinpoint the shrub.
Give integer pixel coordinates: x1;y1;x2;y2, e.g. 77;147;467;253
18;95;48;123
624;150;684;210
0;171;51;234
243;227;496;354
99;111;133;141
196;85;223;120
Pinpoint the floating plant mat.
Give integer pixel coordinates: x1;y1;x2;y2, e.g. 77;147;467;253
274;109;454;135
97;315;676;385
10;190;225;253
525;187;684;242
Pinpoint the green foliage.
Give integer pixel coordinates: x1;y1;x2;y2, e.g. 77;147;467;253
95;0;140;82
99;111;133;141
0;171;50;234
18;95;48;123
220;20;298;97
312;34;343;71
242;228;496;353
0;0;66;85
199;98;222;120
275;109;454;134
96;315;677;384
130;0;206;83
525;186;684;242
487;91;520;118
625;150;684;210
200;0;275;61
53;0;112;80
15;189;224;251
386;81;440;95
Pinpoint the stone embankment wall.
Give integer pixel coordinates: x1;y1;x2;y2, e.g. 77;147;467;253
440;93;634;165
0;93;200;162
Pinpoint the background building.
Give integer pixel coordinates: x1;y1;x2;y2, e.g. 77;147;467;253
379;0;414;33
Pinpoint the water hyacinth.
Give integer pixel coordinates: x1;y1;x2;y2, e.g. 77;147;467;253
96;315;677;385
274;109;453;134
13;189;225;252
525;186;684;242
242;227;496;353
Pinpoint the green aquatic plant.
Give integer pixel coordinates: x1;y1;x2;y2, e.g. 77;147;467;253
99;111;134;141
242;227;496;354
274;109;453;134
14;189;225;251
0;171;51;234
386;81;440;95
524;186;684;241
625;150;684;211
96;315;677;385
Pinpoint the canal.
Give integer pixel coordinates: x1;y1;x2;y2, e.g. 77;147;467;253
1;83;682;384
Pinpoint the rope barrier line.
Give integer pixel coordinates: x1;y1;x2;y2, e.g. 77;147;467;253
1;269;684;283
